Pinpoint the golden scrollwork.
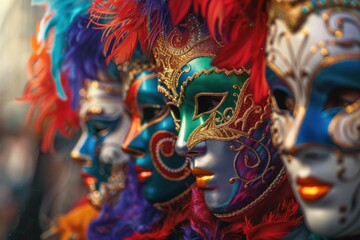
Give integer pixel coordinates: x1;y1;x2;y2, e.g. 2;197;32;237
187;81;270;149
123;60;157;99
228;135;271;189
153;15;222;104
269;0;360;33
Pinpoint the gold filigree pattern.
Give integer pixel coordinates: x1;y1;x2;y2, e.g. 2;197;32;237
270;0;360;33
87;164;127;207
153;15;222;104
187;81;270;149
229;135;272;189
214;168;286;220
123;61;156;99
177;67;247;107
154;183;195;210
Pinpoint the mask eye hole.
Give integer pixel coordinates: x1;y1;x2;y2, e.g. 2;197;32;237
141;105;166;125
324;87;360;111
193;92;228;120
167;103;181;131
272;89;295;115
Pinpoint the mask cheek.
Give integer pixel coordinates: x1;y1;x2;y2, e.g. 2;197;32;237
288;151;360;237
329;108;360;149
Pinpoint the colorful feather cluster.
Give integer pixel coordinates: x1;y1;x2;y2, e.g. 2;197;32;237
20;0;121;151
19;22;78;152
187;186;302;240
89;0;172;65
33;0;93;99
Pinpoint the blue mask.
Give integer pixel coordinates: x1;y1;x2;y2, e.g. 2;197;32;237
122;67;194;205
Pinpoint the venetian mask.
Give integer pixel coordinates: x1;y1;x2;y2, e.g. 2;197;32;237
266;1;360;237
153;16;285;220
71;80;131;207
121;62;194;205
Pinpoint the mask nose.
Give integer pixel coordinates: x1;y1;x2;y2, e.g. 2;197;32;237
71;133;94;166
175;128;206;157
70;151;92;166
121;133;146;159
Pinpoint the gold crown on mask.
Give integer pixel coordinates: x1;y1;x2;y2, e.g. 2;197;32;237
270;0;360;32
153;15;223;103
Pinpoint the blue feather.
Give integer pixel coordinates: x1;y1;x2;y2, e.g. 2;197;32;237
31;0;121;109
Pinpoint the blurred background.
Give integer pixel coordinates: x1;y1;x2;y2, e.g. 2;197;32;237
0;1;85;239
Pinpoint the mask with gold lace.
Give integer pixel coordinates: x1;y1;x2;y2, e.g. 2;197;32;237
266;0;360;237
153;15;286;220
71;80;131;207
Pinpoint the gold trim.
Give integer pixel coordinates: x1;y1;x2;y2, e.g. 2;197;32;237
178;67;248;106
269;0;360;33
154;183;194;210
70;151;92;166
187;80;270;150
87;106;104;115
229;136;272;188
153;15;223;104
214;168;286;220
84;79;123;95
167;102;181;131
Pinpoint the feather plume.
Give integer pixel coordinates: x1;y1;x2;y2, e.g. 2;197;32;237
187;186;303;240
18;29;78;152
31;0;92;100
21;0;120;151
90;0;173;65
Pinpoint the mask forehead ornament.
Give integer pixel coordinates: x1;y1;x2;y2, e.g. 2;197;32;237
267;0;360;237
72;79;130;207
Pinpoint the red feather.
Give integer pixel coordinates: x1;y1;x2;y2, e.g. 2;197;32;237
168;0;193;26
90;0;151;66
166;0;270;103
18;27;79;152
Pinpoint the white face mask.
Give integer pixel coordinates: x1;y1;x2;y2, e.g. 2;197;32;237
266;5;360;238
